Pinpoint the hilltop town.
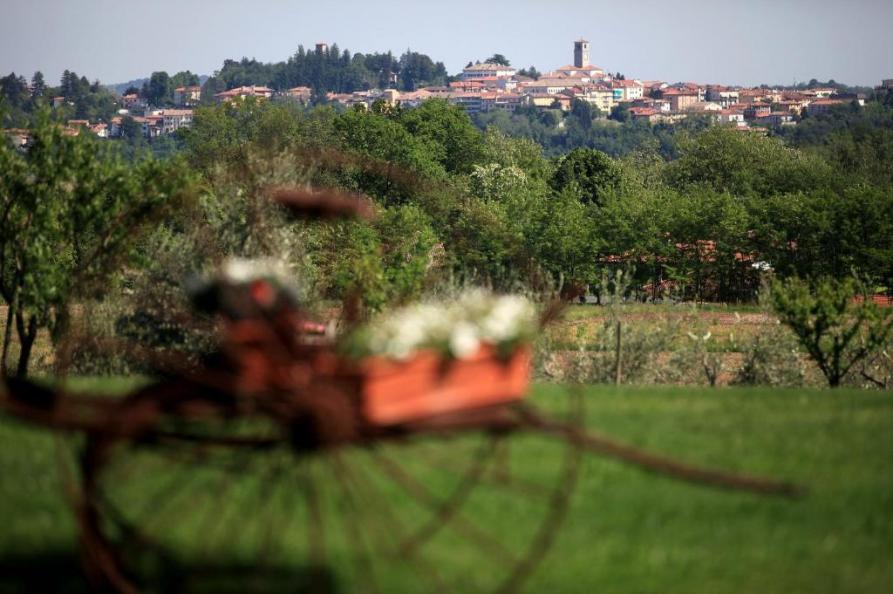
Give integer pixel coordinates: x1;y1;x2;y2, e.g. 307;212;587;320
2;39;891;145
317;40;880;128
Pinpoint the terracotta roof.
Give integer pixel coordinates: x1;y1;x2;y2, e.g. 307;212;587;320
555;64;603;72
399;90;432;100
215;86;273;98
524;78;576;86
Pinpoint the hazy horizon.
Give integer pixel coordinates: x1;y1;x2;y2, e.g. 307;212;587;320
2;0;891;88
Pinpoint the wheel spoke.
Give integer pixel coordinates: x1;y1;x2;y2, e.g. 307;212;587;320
407;440;553;501
339;450;451;594
327;455;379;594
395;437;497;556
302;460;326;570
367;448;517;568
497;424;581;594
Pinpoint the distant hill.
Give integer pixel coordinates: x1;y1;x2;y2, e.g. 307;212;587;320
106;78;147;96
106;75;209;96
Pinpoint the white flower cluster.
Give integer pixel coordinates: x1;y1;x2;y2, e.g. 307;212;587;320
221;258;287;284
363;290;537;360
212;258;305;305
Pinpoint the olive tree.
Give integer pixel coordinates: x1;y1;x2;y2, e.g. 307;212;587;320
770;276;893;387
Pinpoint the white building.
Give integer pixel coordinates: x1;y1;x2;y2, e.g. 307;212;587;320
214;86;274;103
705;87;740;108
717;110;745;124
579;85;615;112
448;93;484;113
158;109;194;134
520;78;578;95
459;62;516;81
612;79;645;102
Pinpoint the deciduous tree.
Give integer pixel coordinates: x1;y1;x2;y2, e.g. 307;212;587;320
770;276;893;387
484;54;511;67
551;148;623;207
0;114;196;376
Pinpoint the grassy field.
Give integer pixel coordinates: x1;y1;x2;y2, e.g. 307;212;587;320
1;383;892;593
0;301;867;387
540;303;848;387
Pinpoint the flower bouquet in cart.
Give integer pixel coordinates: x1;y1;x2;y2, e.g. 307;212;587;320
339;290;539;426
195;259;540;428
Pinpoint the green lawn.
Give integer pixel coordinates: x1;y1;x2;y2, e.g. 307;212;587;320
1;383;892;593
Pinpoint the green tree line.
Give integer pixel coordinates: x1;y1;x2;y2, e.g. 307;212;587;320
175;97;893;308
3;93;893;376
1;69;118;126
200;44;448;100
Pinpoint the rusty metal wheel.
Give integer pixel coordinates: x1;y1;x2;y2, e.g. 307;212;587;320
75;385;585;594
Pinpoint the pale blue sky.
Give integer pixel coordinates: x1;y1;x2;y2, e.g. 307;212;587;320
2;0;891;87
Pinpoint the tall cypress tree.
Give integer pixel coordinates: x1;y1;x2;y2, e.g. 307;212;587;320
30;71;46;98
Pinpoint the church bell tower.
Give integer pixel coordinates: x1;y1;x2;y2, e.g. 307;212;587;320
574;39;590;68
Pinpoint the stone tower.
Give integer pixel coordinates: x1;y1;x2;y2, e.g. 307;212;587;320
574;39;590;68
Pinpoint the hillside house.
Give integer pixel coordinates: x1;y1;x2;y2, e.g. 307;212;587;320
753;112;795;127
612;79;644;102
578;85;615;112
459;62;516;81
805;98;845;116
705;86;739;108
158;109;194;134
743;104;771;120
523;93;572;111
285;86;312;102
521;78;580;95
717;109;745;124
173;86;201;106
121;93;146;110
448;93;484;113
629;107;662;123
660;88;700;112
214;86;273;103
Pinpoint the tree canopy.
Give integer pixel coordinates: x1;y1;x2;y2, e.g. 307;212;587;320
484;54;511;67
0;114;196;375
